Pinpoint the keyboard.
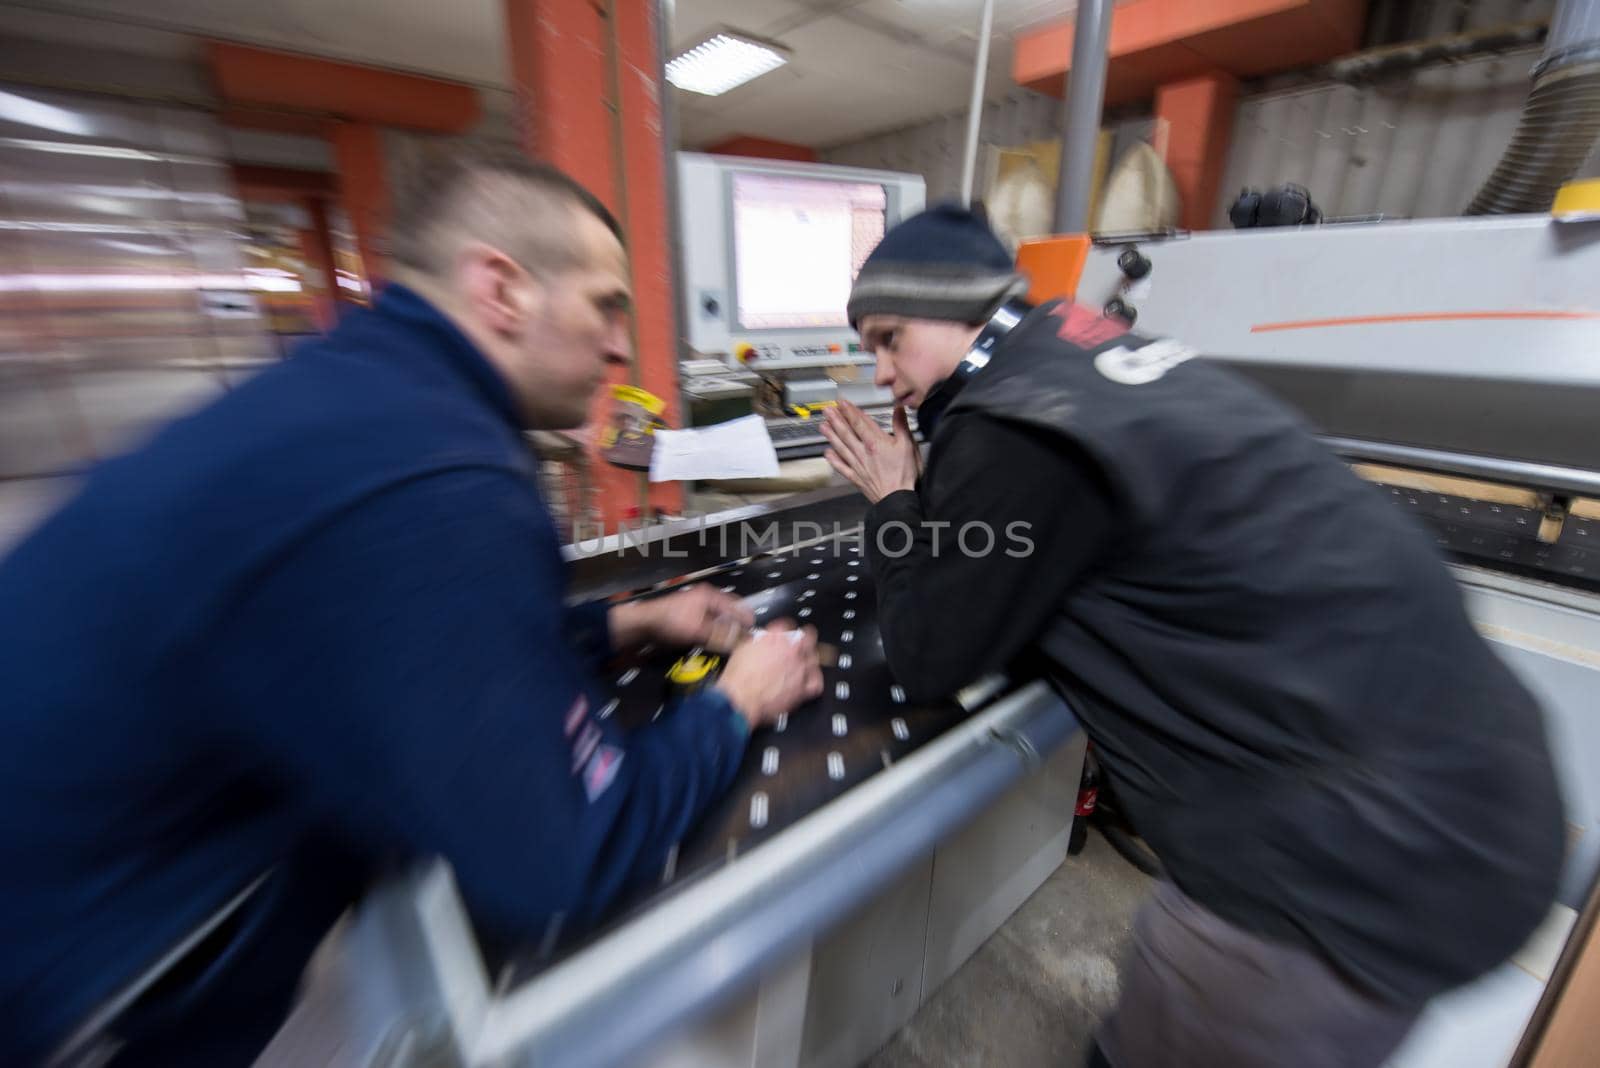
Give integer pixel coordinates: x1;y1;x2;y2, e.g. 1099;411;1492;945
765;410;915;458
768;421;830;445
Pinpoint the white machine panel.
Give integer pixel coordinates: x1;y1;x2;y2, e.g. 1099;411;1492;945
1077;216;1600;386
678;153;924;370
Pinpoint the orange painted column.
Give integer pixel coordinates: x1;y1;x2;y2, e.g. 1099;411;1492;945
1154;72;1239;231
292;223;334;332
329;122;390;293
1013;0;1364;104
706;136;819;163
301;197;344;329
505;0;683;527
208;42;480;132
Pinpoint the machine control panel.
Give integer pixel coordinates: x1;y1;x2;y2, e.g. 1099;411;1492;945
730;339;869;369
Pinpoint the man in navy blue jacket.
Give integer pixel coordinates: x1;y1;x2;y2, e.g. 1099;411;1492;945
0;152;823;1065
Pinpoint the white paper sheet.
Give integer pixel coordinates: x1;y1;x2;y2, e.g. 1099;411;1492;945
648;414;781;482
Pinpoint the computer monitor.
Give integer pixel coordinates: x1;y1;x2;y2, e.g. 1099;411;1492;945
730;172;885;332
678;153;925;369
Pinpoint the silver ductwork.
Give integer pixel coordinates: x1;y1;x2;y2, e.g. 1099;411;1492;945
1466;0;1600;215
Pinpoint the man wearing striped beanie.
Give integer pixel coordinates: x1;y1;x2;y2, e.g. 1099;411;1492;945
821;204;1562;1068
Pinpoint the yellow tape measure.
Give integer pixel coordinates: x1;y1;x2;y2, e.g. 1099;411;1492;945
667;651;721;686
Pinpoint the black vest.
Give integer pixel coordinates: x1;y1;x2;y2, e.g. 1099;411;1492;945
943;301;1565;1004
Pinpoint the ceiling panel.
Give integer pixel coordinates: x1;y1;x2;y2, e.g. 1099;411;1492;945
668;0;799;48
672;0;1029;147
851;0;1080;42
0;4;199;58
16;0;1069;148
17;0;509;87
676;2;983;146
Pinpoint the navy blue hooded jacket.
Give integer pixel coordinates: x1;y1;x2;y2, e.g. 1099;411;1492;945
0;285;749;1063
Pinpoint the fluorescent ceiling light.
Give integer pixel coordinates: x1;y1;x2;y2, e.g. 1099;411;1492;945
0;272;275;293
667;31;789;96
0;136;216;165
1;181;234;205
0;89;93;137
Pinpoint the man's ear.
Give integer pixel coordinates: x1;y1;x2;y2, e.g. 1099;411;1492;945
459;241;538;337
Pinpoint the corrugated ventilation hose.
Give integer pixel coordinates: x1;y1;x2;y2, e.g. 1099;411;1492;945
1466;0;1600;214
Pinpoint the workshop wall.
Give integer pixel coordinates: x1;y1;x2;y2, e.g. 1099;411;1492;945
826;0;1600;225
1217;45;1600;224
822;87;1149;207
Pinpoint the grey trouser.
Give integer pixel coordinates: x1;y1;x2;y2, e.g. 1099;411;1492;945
1099;882;1421;1068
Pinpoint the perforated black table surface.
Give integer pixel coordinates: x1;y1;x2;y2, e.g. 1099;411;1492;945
498;529;972;979
610;536;966;871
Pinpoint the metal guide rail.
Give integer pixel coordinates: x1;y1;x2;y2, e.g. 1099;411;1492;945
1361;473;1600;592
254;489;1083;1068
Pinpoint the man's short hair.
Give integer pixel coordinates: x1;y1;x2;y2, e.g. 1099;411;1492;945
388;145;624;282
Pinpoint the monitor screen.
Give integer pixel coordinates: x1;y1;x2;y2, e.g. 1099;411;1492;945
732;173;887;331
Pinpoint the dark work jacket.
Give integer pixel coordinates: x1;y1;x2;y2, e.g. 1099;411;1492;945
873;300;1565;1005
0;285;749;1064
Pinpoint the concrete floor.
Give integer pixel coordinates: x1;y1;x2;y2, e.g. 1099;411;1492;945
868;828;1156;1068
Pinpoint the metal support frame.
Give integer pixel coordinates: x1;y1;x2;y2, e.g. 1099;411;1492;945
1322;437;1600;499
958;0;997;205
1055;0;1114;232
259;676;1080;1068
474;679;1077;1066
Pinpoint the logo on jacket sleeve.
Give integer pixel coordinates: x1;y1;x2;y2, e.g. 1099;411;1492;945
571;722;602;773
563;695;588;738
1093;339;1196;385
1051;303;1126;348
582;744;625;802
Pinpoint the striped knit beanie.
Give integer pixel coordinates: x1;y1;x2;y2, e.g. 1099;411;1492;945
847;202;1028;330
